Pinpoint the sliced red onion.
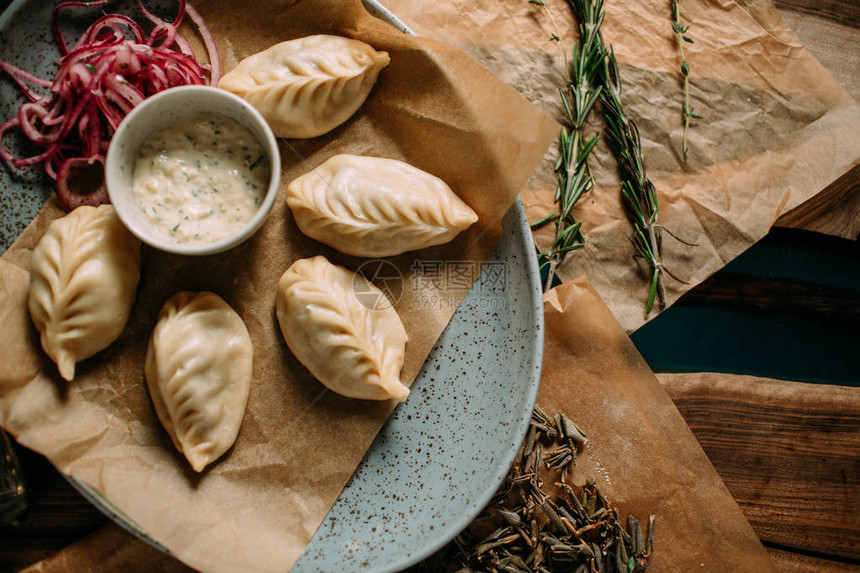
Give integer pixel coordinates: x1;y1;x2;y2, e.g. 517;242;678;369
0;0;220;210
0;61;51;101
183;2;220;85
55;155;108;210
0;119;20;163
52;0;114;55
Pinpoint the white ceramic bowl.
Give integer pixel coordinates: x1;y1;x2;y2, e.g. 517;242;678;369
105;86;281;256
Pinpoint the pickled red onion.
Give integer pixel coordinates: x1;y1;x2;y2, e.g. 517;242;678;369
0;0;220;210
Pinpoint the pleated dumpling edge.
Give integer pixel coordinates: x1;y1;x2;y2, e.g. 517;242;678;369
218;35;390;139
276;256;409;402
286;154;479;257
145;291;254;473
28;204;141;381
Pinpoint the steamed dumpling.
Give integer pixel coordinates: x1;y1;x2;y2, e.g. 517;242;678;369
145;292;253;472
28;205;141;381
276;256;409;402
218;35;390;138
286;154;479;257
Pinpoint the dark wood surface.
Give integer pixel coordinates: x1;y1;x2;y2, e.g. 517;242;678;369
658;374;860;569
777;164;860;240
773;0;860;29
0;448;108;569
0;0;858;571
679;272;859;326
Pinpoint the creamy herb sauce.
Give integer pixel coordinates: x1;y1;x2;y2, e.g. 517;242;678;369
132;114;269;244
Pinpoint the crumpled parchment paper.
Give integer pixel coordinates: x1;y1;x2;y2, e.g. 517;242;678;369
0;1;558;571
384;0;860;332
20;277;779;572
539;278;776;571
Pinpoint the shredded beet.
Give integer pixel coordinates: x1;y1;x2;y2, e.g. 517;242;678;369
0;0;220;211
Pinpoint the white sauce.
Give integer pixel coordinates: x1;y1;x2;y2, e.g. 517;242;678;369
132;114;270;244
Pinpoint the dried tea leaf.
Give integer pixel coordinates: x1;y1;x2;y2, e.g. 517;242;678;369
409;408;654;572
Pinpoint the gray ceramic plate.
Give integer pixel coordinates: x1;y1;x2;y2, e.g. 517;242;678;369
0;2;543;571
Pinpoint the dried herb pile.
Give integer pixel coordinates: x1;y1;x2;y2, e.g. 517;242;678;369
411;407;655;572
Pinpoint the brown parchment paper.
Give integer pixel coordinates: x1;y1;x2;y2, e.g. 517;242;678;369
20;524;193;573
383;0;860;332
540;278;776;571
20;282;782;573
0;1;558;572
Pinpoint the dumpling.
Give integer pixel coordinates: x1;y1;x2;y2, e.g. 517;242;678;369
28;204;140;381
286;154;479;257
276;256;409;402
218;35;390;138
145;292;253;472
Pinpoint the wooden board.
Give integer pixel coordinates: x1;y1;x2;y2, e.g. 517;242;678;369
658;373;860;568
771;0;860;240
768;547;860;573
776;164;860;240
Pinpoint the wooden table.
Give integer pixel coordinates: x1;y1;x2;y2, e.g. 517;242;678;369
631;3;860;570
0;0;857;571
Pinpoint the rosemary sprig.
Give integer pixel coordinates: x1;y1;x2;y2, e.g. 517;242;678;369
529;0;607;293
671;1;700;160
601;65;667;313
565;0;667;313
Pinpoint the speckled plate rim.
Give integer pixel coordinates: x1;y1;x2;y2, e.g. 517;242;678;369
0;1;544;570
287;4;545;568
350;197;546;573
63;195;544;573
